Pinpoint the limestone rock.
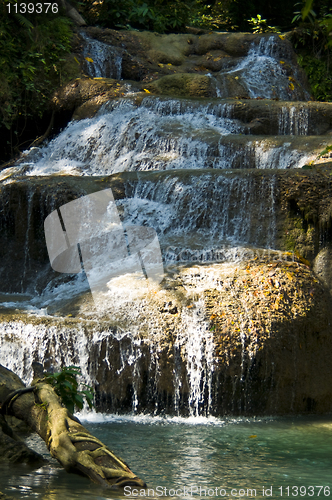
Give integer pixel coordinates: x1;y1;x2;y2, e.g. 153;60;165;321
146;73;214;98
2;254;332;416
49;28;314;122
0;427;45;465
313;245;332;293
0;492;14;500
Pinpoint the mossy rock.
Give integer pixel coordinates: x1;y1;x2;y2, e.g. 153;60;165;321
146;73;214;98
52;78;136;115
135;32;191;66
0;492;15;500
313;245;332;294
0;428;45;465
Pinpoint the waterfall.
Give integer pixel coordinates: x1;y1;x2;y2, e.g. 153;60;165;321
1;31;331;417
120;171;278;252
217;35;311;101
0;310;214;415
81;32;123;79
174;299;215;417
13;97;322;178
278;105;309;135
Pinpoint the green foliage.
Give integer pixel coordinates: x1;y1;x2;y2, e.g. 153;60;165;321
190;1;238;31
318;144;332;157
93;0;297;33
222;0;300;32
302;0;315;20
0;0;75;158
291;0;332;101
44;366;94;415
248;14;280;33
81;0;195;32
297;54;332;100
292;1;317;24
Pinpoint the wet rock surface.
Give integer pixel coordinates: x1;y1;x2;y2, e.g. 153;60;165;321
50;29;316;121
204;259;332;414
0;427;45;465
79;29;308;96
0;366;46;466
0;492;14;500
1;253;332;415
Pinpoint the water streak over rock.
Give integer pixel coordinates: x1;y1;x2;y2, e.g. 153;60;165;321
1;256;331;415
9;98;331;177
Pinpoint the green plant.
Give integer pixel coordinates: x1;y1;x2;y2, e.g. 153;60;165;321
291;1;332;101
81;0;195;33
221;0;300;32
297;54;332;100
44;366;94;415
292;1;317;24
189;0;237;31
248;14;280;33
318;144;332;157
0;0;76;161
127;2;159;30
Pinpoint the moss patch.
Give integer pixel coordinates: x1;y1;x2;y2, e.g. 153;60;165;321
146;73;214;97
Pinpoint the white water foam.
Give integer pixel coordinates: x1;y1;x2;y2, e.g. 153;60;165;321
77;410;261;426
0;319;153;416
174;299;215;417
119;172;278;251
20;99;244;176
0;316;212;416
14;97;317;177
219;35;309;100
252;141;315;169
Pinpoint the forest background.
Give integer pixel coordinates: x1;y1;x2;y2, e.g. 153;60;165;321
0;0;331;163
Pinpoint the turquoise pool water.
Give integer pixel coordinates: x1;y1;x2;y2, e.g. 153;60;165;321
1;414;332;500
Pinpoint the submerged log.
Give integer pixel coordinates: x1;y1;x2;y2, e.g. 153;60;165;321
0;365;146;489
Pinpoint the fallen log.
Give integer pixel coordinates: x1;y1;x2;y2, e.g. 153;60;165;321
0;365;146;489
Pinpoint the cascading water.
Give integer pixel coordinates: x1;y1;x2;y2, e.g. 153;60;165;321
81;32;123;79
0;297;216;416
119;171;279;253
10;97;324;178
174;299;215;417
278;105;309;135
1;31;331;419
217;35;310;101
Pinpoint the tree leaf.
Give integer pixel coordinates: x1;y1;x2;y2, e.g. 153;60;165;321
301;0;314;20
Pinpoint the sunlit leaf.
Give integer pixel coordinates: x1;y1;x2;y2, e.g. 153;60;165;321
301;0;314;20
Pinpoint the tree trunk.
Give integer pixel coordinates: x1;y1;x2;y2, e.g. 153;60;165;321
0;365;146;489
59;0;87;26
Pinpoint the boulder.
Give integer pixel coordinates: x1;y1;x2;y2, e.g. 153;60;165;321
146;73;215;98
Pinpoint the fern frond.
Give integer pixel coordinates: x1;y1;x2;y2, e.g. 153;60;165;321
14;13;34;30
